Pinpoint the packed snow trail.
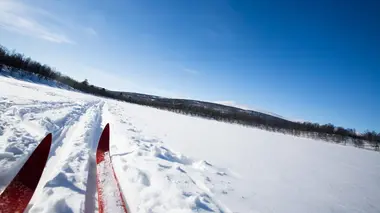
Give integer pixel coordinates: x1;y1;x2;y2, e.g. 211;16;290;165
1;74;380;213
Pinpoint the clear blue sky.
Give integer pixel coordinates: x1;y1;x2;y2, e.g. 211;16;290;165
0;0;378;132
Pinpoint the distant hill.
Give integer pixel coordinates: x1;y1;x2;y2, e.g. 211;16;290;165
111;90;295;125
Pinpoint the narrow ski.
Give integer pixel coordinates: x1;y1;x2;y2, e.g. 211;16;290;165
96;123;128;213
0;133;52;213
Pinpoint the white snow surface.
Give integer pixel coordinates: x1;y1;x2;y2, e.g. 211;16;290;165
0;75;380;213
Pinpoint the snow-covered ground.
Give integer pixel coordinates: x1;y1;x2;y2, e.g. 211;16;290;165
0;74;380;213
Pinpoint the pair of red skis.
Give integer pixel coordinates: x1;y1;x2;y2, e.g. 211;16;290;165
0;124;128;213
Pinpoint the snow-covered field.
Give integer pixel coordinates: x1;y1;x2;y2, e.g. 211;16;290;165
0;74;380;213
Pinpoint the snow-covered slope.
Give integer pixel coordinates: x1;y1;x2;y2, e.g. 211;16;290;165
0;75;379;213
0;68;75;91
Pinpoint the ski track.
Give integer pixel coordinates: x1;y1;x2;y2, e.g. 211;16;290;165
28;101;105;213
0;101;87;189
1;74;380;213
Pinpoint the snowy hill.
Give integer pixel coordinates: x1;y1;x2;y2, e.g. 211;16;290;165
113;91;293;123
1;74;380;213
0;67;75;91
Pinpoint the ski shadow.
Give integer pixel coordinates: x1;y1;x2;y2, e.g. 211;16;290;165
45;172;86;194
84;154;98;213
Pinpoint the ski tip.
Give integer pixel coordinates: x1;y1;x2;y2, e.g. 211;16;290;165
0;133;53;212
44;133;53;144
104;123;110;131
97;123;110;153
37;133;52;155
40;133;52;154
17;133;52;189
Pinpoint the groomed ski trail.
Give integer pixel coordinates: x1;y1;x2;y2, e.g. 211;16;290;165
0;101;89;191
28;101;106;213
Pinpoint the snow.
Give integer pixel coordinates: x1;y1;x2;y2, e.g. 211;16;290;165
0;74;380;213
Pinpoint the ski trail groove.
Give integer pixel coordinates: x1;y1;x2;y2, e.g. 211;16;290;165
28;101;105;213
84;102;107;213
0;101;87;191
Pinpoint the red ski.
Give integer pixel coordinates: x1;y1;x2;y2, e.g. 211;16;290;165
0;133;52;213
96;123;128;213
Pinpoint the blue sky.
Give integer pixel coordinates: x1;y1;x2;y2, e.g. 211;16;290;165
0;0;378;132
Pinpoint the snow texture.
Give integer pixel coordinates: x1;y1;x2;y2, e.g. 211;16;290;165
0;73;380;213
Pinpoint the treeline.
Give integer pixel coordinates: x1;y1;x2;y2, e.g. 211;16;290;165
1;45;379;151
117;95;380;151
0;45;119;99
